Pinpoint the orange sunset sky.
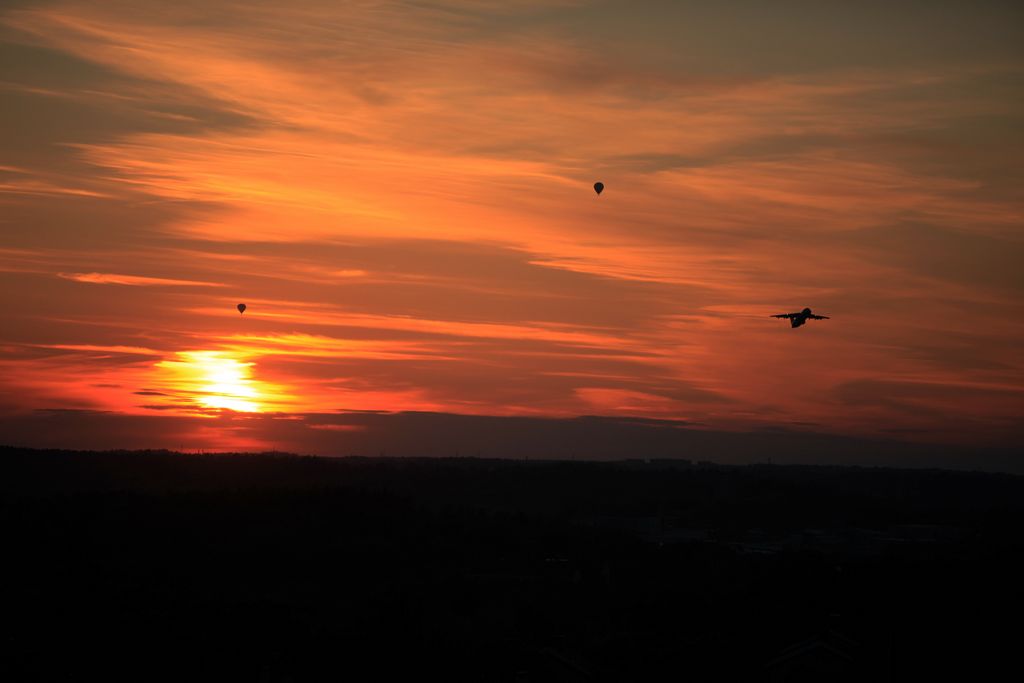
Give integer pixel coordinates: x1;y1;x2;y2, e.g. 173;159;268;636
1;1;1022;457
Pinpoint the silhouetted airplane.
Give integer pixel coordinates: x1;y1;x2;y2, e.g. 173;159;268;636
771;307;829;328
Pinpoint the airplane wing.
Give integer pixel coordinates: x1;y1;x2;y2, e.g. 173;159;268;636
771;313;796;319
808;314;830;320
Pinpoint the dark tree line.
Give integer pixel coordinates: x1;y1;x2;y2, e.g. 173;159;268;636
2;446;1022;681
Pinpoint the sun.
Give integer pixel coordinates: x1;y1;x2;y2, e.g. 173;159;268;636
155;350;265;413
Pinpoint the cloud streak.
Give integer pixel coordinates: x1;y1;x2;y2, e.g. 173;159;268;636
58;272;225;287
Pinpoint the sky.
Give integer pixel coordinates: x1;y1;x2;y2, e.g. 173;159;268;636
1;0;1022;459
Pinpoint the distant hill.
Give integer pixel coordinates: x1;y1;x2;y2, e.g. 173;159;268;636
3;410;1021;473
4;445;1023;526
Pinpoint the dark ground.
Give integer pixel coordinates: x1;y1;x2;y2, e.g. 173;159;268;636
2;446;1022;681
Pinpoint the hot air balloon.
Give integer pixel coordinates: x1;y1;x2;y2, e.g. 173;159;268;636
237;303;246;315
593;182;604;195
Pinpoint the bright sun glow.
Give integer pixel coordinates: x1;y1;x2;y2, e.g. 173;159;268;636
156;351;265;413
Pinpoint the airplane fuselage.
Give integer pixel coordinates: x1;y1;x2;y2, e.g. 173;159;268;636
772;307;827;328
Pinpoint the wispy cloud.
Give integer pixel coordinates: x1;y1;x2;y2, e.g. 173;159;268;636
58;272;225;287
39;343;162;355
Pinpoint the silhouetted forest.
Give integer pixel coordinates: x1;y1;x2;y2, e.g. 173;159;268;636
3;446;1023;681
